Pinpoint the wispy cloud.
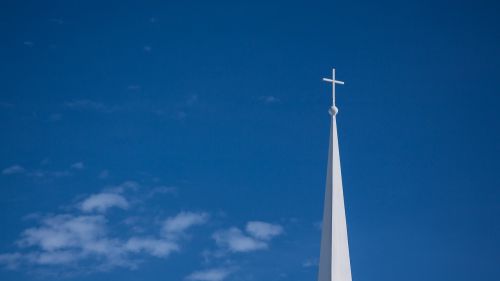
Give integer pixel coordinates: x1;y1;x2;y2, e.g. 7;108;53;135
70;162;85;170
11;214;132;269
0;182;205;274
124;237;179;258
163;212;209;238
196;221;284;281
2;165;25;175
0;253;23;270
245;221;283;240
0;170;284;279
213;228;267;253
18;215;107;253
48;113;62;122
104;181;140;193
186;268;234;281
212;221;283;253
80;193;129;213
28;170;71;179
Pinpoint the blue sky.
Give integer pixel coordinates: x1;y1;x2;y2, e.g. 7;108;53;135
0;0;499;280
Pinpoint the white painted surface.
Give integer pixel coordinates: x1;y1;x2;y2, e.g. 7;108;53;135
318;69;352;281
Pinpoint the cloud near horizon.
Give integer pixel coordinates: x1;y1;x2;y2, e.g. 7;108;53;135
0;183;208;273
0;179;285;279
187;221;283;281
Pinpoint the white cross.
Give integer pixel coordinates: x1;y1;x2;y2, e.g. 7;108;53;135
322;68;344;112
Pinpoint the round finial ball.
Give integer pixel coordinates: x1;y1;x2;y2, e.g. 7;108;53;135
329;106;339;116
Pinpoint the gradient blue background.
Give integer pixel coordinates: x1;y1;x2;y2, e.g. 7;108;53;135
0;0;499;280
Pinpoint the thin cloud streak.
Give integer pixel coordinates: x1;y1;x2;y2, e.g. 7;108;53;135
70;162;85;170
186;268;234;281
2;165;25;175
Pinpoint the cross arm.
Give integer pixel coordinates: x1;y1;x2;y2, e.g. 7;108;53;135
322;78;345;85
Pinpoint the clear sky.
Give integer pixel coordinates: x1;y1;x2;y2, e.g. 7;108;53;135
0;0;499;281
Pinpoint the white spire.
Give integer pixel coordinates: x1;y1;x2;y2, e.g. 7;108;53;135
318;68;352;281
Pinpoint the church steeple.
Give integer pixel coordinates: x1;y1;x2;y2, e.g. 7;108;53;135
318;68;352;281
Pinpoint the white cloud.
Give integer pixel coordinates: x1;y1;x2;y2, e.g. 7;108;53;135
2;163;73;180
186;268;233;281
162;212;208;237
1;210;206;272
212;227;267;253
245;221;283;240
12;214;130;268
0;178;212;275
28;170;71;180
2;163;78;180
18;215;107;252
2;165;25;175
213;221;283;253
80;193;129;213
106;181;140;193
70;162;85;170
125;238;178;258
33;250;79;265
0;253;23;269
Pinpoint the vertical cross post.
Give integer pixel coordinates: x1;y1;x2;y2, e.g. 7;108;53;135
322;68;345;115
